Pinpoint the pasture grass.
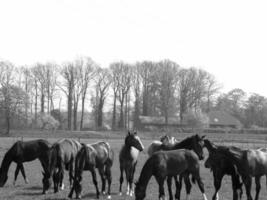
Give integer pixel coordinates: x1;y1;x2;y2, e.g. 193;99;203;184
0;131;267;199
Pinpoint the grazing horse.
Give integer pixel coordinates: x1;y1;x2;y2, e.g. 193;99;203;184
216;145;267;200
68;141;114;199
147;135;177;156
204;139;243;200
0;139;50;187
154;134;205;200
119;131;144;197
43;138;81;194
68;143;99;199
135;149;208;200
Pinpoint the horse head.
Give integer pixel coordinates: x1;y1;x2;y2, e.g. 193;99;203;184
0;168;8;187
42;171;52;194
125;131;144;152
191;134;205;160
134;181;146;200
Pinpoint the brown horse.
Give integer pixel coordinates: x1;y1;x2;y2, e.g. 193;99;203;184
68;143;99;199
119;131;144;197
68;141;114;199
204;139;243;200
151;134;205;200
216;145;267;200
42;138;81;194
135;149;208;200
0;139;50;187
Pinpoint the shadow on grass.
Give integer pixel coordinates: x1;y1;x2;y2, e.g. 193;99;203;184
82;191;119;199
26;185;43;190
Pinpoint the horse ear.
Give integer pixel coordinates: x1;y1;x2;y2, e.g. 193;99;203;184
201;135;206;139
128;131;131;136
133;131;137;135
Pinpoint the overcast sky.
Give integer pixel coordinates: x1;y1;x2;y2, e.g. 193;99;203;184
1;0;267;96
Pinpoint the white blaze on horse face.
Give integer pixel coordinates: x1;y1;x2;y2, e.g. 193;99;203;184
202;193;208;200
135;135;145;151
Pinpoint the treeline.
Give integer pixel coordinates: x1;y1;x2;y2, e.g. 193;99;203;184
0;58;267;134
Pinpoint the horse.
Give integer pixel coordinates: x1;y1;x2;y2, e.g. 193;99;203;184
0;139;51;187
147;135;177;156
216;145;267;200
154;134;205;200
68;143;99;199
204;139;243;200
68;141;114;199
42;138;81;194
119;131;144;197
135;149;208;200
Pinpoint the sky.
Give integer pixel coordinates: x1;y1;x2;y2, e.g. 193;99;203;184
0;0;267;97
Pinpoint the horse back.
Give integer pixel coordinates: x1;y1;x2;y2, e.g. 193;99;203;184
153;149;199;175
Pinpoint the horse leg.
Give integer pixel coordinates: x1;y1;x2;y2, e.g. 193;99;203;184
255;176;261;200
119;164;124;196
125;166;131;196
193;171;208;200
242;175;253;200
213;171;223;200
129;163;137;196
155;176;166;200
98;167;106;195
18;163;29;184
167;176;173;200
69;161;74;189
105;165;112;199
91;168;100;199
184;173;192;200
13;164;20;185
231;173;242;200
174;176;182;200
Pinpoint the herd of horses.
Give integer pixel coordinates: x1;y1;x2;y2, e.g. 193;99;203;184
0;131;267;200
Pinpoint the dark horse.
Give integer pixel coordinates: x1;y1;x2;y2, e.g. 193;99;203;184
43;138;81;194
68;141;114;199
154;134;206;200
204;139;243;200
216;145;267;200
0;139;50;187
119;131;144;197
135;149;208;200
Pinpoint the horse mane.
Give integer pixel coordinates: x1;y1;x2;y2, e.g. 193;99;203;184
217;145;244;165
204;139;218;152
172;134;197;149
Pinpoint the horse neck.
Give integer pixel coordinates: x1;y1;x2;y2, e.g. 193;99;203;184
175;138;193;150
204;140;216;152
136;157;154;193
219;147;244;168
0;149;13;174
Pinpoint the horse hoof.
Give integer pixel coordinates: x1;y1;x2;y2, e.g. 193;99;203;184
25;179;29;184
119;192;122;196
107;195;111;199
102;191;106;195
60;183;65;190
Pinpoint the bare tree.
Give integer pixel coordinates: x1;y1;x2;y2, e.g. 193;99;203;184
59;62;76;130
113;62;132;128
0;61;28;134
93;67;111;128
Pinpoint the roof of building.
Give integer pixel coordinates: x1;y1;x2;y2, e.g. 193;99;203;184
207;110;242;127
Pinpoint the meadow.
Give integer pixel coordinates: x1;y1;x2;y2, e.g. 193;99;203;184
0;130;267;200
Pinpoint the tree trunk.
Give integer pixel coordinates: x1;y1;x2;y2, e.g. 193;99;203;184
80;94;86;130
97;99;104;127
112;92;117;130
41;90;45;113
118;100;124;128
73;102;78;130
67;87;73;130
133;98;141;130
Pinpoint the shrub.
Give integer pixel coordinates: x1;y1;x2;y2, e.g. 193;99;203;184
35;113;59;131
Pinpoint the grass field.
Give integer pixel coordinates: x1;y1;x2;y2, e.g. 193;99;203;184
0;131;267;200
